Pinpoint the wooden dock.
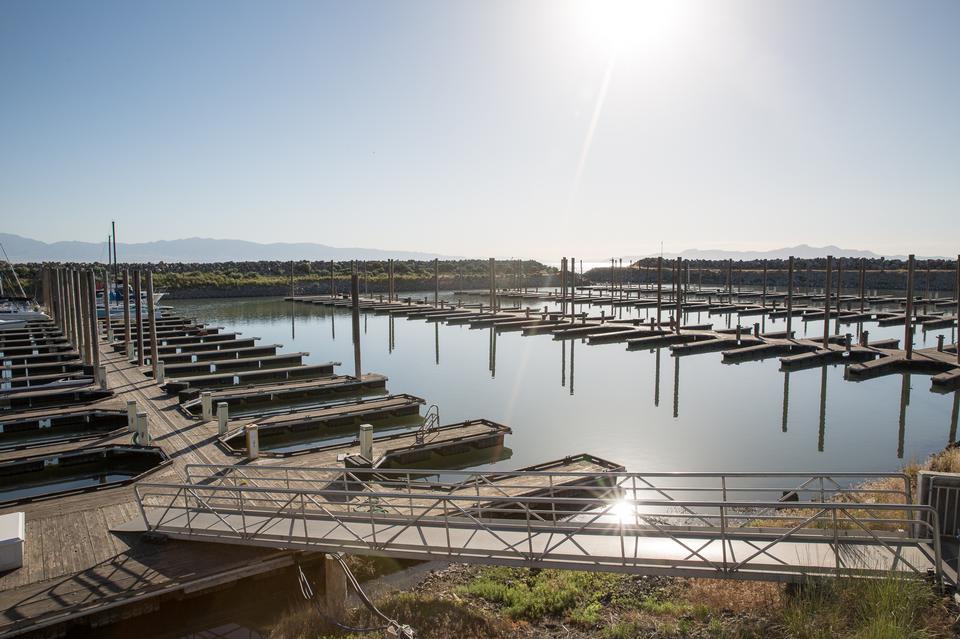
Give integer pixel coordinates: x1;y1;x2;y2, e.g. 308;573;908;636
0;278;623;635
288;290;960;391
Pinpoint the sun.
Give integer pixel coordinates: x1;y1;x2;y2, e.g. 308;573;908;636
574;0;693;58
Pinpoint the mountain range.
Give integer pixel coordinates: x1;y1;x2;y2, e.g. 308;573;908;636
0;234;933;263
0;233;456;263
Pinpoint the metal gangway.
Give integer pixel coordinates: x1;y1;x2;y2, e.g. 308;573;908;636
132;466;954;586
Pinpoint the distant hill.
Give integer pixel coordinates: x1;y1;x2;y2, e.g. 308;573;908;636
0;233;457;263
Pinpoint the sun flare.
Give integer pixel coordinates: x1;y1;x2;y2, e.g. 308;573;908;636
574;0;693;57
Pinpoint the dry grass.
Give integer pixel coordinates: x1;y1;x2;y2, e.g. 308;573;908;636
678;578;784;614
927;447;960;474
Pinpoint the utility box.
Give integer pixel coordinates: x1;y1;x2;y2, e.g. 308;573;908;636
917;471;960;538
0;512;25;572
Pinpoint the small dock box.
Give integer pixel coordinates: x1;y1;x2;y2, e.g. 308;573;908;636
0;511;25;571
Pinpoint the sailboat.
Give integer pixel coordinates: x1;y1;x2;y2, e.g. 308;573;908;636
0;243;49;328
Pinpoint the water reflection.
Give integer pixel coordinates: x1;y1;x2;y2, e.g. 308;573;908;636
782;371;790;432
654;348;661;407
168;297;960;476
899;373;911;459
673;355;680;419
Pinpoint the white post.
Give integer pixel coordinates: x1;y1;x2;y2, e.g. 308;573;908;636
136;411;150;445
97;365;107;390
201;392;213;421
217;402;229;436
156;360;165;385
245;424;259;460
126;400;137;431
127;339;135;363
359;423;373;461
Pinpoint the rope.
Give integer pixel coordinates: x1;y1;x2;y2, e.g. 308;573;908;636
296;558;416;638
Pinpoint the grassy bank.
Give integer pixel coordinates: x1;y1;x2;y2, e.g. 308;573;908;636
268;564;955;639
267;446;960;639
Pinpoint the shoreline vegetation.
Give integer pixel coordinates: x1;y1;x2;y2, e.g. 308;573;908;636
9;257;957;300
268;446;960;639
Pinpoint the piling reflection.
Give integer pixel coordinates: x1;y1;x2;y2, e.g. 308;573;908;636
673;355;680;418
950;392;959;444
569;338;576;396
654;347;661;407
489;326;497;378
560;339;566;388
898;373;911;459
781;371;790;432
818;366;827;452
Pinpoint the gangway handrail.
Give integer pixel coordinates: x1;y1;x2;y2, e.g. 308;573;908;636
132;475;947;587
181;465;912;504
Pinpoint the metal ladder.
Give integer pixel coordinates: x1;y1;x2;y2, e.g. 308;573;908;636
415;404;439;445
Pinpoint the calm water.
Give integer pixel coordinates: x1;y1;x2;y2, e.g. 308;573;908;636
167;294;959;475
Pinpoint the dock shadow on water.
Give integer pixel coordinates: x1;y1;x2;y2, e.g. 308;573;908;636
169;296;960;476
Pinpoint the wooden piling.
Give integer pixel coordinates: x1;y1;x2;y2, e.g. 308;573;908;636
71;269;85;361
134;269;144;366
434;258;439;306
956;254;959;364
104;268;114;342
489;257;496;314
656;256;663;327
904;254;915;360
822;256;832;349
146;270;159;378
834;258;842;335
786;257;794;337
674;258;682;335
122;269;131;352
330;260;336;297
351;263;362;378
85;270;100;373
78;270;90;364
761;259;767;308
859;259;866;314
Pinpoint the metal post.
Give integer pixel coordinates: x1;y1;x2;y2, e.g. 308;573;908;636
330;260;336;297
434;258;439;306
956;255;959;365
905;254;915;360
822;256;832;349
787;257;795;337
146;270;159;377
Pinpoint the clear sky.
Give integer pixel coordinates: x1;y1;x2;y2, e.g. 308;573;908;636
1;0;957;259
